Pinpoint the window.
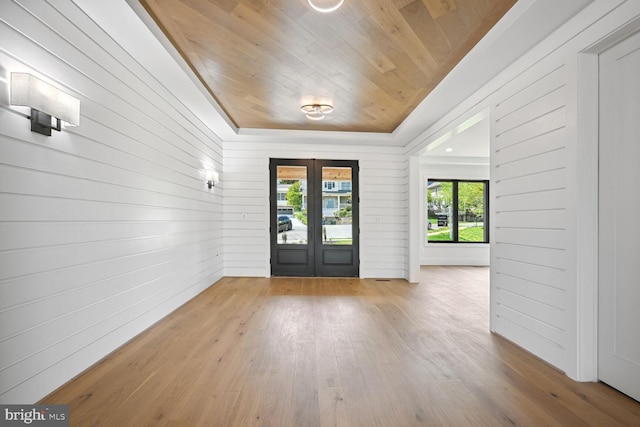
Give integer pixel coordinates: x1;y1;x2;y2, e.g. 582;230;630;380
426;179;488;243
324;181;336;191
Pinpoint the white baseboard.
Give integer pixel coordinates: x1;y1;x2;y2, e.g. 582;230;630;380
420;258;489;266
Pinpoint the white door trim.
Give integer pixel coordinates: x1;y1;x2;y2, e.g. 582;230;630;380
408;155;421;283
575;16;640;382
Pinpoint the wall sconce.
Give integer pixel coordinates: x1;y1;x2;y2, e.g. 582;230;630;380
205;170;219;189
10;72;80;136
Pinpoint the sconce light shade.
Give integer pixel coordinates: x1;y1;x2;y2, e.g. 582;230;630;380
10;73;80;136
205;170;219;189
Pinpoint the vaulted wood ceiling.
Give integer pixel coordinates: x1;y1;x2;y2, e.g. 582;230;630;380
140;0;516;133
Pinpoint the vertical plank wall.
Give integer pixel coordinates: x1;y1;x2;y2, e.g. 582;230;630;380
223;142;408;279
0;1;223;402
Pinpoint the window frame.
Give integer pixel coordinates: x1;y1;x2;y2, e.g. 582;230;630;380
426;178;489;244
323;181;336;191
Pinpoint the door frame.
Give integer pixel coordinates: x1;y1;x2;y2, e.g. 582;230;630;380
574;17;640;382
314;159;360;278
269;158;316;277
269;158;360;277
595;30;640;400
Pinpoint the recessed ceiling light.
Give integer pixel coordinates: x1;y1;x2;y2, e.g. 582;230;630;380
445;147;453;153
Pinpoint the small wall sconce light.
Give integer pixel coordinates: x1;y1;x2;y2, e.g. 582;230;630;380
10;72;80;136
205;170;219;189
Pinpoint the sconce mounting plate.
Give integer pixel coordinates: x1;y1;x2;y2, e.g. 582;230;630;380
29;109;61;136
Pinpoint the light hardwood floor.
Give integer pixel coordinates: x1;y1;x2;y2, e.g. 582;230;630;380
42;266;640;426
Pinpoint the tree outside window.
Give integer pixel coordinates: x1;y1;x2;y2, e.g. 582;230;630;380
286;181;303;212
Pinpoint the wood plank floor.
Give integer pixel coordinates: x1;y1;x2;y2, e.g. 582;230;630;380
42;266;640;426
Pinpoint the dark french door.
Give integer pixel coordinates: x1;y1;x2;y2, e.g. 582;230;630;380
270;158;359;277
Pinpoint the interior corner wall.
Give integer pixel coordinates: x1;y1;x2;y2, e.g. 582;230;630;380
0;1;223;403
405;0;640;379
223;141;408;279
420;162;490;266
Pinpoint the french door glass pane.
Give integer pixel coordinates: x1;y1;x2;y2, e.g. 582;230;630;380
276;165;307;244
427;180;453;242
322;167;352;245
458;182;485;242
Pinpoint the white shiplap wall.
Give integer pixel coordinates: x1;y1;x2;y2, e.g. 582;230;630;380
223;141;408;279
492;62;569;369
0;0;223;403
406;0;640;378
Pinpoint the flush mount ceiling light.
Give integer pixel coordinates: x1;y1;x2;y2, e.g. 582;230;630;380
307;0;344;13
300;104;333;121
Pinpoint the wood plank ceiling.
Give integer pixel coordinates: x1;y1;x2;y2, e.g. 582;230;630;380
140;0;516;133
